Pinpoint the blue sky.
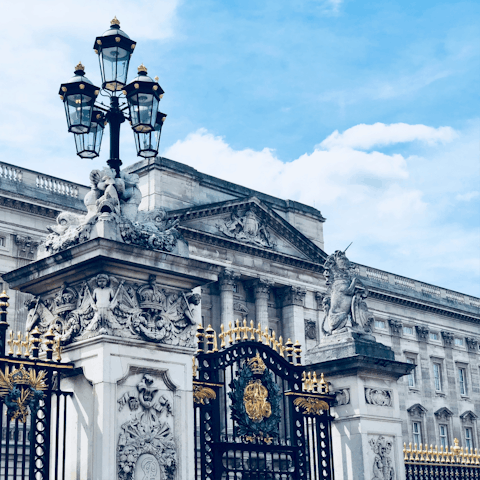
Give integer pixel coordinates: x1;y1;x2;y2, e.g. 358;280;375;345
0;0;479;296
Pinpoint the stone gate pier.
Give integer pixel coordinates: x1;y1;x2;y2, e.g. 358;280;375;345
3;166;222;480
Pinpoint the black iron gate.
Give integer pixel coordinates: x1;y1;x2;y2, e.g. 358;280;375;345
194;322;334;480
0;291;73;480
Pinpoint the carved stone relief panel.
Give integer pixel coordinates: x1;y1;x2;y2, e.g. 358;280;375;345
117;370;176;480
368;435;395;480
304;319;317;341
24;273;201;347
365;388;392;407
334;389;350;406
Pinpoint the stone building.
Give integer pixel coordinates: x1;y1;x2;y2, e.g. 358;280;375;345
1;156;479;454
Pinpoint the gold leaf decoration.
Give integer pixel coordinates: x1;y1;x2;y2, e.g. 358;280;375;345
0;364;48;422
193;385;216;404
243;379;271;422
293;396;329;415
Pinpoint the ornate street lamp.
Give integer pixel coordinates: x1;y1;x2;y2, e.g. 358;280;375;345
59;18;167;176
94;16;136;92
134;111;167;158
58;63;100;134
124;65;164;133
74;109;106;158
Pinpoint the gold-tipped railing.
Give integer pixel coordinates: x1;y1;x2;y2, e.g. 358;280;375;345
6;327;62;362
404;439;480;465
301;371;329;394
196;320;302;364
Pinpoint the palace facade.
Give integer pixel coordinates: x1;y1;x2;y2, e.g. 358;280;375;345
1;157;479;453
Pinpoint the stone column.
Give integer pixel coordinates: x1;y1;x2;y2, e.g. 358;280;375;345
249;278;274;331
280;286;307;350
315;291;326;342
219;269;240;330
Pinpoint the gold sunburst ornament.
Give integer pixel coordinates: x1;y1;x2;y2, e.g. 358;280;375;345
0;364;48;422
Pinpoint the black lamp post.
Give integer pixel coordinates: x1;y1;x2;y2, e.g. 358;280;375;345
59;17;166;177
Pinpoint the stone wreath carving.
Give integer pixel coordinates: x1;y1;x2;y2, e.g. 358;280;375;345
369;435;395;480
365;388;392;407
25;274;200;347
41;167;184;257
117;374;176;480
322;250;375;336
216;209;276;249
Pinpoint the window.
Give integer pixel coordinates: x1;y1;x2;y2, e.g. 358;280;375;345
455;338;464;346
433;363;442;392
407;358;416;387
465;428;474;451
430;332;439;341
413;422;422;446
439;425;449;449
458;368;468;395
0;236;5;247
232;284;239;293
374;320;386;329
403;326;414;335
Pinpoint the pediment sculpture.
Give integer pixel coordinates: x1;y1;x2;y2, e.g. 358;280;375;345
321;250;375;336
41;167;185;257
217;209;276;249
25;274;200;347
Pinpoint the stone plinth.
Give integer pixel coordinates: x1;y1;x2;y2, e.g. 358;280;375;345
306;335;412;480
4;238;222;480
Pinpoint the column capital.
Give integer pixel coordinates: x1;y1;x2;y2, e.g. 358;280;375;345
280;286;307;307
218;268;240;292
314;291;326;309
415;325;429;342
247;277;274;299
441;330;454;347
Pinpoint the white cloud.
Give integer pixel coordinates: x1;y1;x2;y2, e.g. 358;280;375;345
456;191;480;202
163;122;479;296
320;123;457;150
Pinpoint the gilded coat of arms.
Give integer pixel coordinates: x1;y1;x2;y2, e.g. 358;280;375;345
229;352;281;440
0;364;48;422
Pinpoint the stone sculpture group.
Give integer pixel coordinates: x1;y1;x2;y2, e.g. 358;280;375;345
25;274;200;347
42;167;183;256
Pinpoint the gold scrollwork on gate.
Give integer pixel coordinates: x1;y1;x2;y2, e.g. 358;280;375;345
0;364;48;422
244;379;272;422
293;396;329;415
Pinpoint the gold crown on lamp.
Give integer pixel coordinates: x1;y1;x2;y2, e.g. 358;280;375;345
247;352;267;375
75;62;85;72
111;16;120;26
138;64;148;74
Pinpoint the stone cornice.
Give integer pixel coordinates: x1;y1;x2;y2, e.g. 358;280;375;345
368;289;480;325
179;226;325;273
0;194;59;218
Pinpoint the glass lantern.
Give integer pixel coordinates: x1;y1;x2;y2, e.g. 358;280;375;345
124;65;164;133
94;17;136;92
58;63;100;134
74;109;106;158
134;111;167;158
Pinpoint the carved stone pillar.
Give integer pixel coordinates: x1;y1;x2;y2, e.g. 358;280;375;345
249;278;274;331
219;269;240;329
280;286;307;351
315;291;326;341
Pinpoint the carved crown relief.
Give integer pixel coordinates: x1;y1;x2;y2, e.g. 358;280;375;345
25;274;200;347
216;209;276;249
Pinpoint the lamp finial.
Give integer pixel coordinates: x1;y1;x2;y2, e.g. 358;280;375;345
74;62;85;74
138;64;148;74
111;16;120;26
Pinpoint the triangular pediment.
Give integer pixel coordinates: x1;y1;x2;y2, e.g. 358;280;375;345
167;196;327;263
